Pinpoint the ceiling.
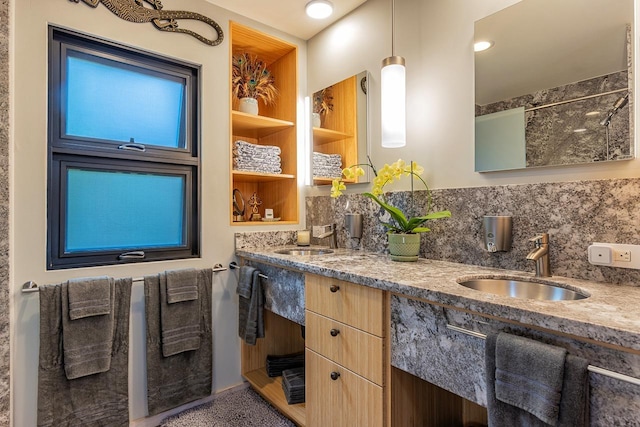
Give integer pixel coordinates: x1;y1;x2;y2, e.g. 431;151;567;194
475;0;633;105
205;0;368;40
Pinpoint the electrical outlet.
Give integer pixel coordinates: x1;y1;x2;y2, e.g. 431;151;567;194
589;243;640;270
614;249;631;262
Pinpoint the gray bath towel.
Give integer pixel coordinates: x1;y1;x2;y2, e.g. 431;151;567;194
37;278;131;427
159;270;200;357
145;269;213;416
165;268;198;303
67;276;112;319
237;266;264;345
486;332;590;427
62;277;116;379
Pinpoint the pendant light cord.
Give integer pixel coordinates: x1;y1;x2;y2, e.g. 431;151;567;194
391;0;396;56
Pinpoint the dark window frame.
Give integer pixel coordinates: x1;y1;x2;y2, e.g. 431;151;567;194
47;26;201;270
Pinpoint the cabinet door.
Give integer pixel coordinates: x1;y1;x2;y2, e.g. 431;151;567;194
306;311;384;385
306;349;383;427
306;274;384;336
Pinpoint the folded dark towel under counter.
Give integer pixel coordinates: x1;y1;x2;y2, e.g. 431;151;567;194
266;351;305;377
486;332;590;427
62;277;116;379
282;367;306;405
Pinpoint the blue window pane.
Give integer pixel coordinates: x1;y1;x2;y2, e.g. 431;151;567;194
66;53;185;148
66;168;185;252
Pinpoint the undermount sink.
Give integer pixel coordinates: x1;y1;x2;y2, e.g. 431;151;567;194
275;248;334;255
457;277;589;301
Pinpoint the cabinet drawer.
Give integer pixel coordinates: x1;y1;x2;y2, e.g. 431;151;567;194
306;349;384;427
306;311;384;385
305;273;384;336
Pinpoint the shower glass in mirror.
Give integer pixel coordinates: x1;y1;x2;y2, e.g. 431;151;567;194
310;70;370;185
474;0;634;172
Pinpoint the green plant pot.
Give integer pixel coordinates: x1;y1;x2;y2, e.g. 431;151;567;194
388;233;421;262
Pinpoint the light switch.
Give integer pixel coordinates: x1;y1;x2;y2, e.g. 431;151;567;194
588;245;612;265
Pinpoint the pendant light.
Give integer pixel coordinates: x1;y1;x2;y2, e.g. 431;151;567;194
381;0;406;148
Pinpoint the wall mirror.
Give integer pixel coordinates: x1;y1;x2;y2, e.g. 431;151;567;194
310;70;371;185
474;0;634;172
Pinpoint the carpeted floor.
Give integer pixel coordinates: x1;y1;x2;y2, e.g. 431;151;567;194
160;387;296;427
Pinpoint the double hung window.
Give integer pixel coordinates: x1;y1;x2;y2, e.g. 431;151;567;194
48;27;200;269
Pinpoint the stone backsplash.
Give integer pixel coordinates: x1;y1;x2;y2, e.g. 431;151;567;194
305;178;640;287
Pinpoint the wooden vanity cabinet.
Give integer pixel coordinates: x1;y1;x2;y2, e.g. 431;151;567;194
305;273;390;427
230;22;299;225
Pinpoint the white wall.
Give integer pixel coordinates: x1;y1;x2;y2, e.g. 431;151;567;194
306;0;640;196
10;0;307;425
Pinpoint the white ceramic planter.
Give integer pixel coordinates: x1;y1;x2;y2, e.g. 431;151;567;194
239;97;259;115
312;112;321;128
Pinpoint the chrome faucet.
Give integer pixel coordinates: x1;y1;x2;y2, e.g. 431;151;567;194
526;233;551;277
317;224;338;249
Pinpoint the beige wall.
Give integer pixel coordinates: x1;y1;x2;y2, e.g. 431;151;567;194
11;0;307;425
306;0;640;196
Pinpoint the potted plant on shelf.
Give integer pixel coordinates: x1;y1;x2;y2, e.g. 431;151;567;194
331;158;451;261
312;86;333;127
232;53;278;115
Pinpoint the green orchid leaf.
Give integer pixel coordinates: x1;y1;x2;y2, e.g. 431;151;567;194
411;227;431;233
363;192;409;230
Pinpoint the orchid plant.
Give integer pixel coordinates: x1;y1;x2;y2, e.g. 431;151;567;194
331;159;451;234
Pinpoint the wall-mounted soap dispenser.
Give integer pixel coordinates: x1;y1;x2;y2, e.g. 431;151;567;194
482;215;512;252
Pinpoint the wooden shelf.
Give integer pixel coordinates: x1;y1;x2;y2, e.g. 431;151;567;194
312;127;351;145
232;170;296;182
244;368;306;426
233;111;294;138
233;220;299;226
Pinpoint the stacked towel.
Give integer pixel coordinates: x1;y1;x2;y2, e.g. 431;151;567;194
62;276;115;380
233;140;282;174
38;278;131;427
281;367;305;404
237;265;265;345
313;152;343;179
160;269;201;357
486;332;590;427
145;269;213;416
266;351;305;377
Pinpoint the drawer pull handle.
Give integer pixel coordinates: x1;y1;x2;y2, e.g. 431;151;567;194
330;328;340;337
330;285;340;293
330;371;341;381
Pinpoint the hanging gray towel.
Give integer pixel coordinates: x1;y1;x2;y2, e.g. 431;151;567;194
485;331;590;427
67;275;112;319
145;268;213;416
37;278;131;427
237;265;264;345
165;268;198;303
62;277;116;380
159;270;201;356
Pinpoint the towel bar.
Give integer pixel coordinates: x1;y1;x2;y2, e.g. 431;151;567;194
21;264;228;294
229;261;269;279
446;323;640;387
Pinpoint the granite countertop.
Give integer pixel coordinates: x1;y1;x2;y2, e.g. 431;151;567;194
235;246;640;353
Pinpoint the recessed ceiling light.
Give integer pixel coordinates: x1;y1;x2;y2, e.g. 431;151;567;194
306;0;333;19
474;40;494;52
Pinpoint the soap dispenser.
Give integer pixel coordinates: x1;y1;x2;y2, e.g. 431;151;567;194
482;215;512;252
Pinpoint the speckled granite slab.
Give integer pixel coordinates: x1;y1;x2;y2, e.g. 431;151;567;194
235;246;640;353
306;177;640;287
391;294;640;426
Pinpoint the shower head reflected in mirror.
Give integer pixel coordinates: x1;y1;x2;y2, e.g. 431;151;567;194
600;92;629;126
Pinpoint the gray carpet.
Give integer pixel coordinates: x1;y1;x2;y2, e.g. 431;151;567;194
161;387;296;426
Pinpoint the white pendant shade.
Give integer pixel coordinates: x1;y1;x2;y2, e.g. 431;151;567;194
381;56;406;148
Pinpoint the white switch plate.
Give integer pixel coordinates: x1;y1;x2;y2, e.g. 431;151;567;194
588;243;640;269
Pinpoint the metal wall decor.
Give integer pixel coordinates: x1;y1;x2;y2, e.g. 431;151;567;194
71;0;224;46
